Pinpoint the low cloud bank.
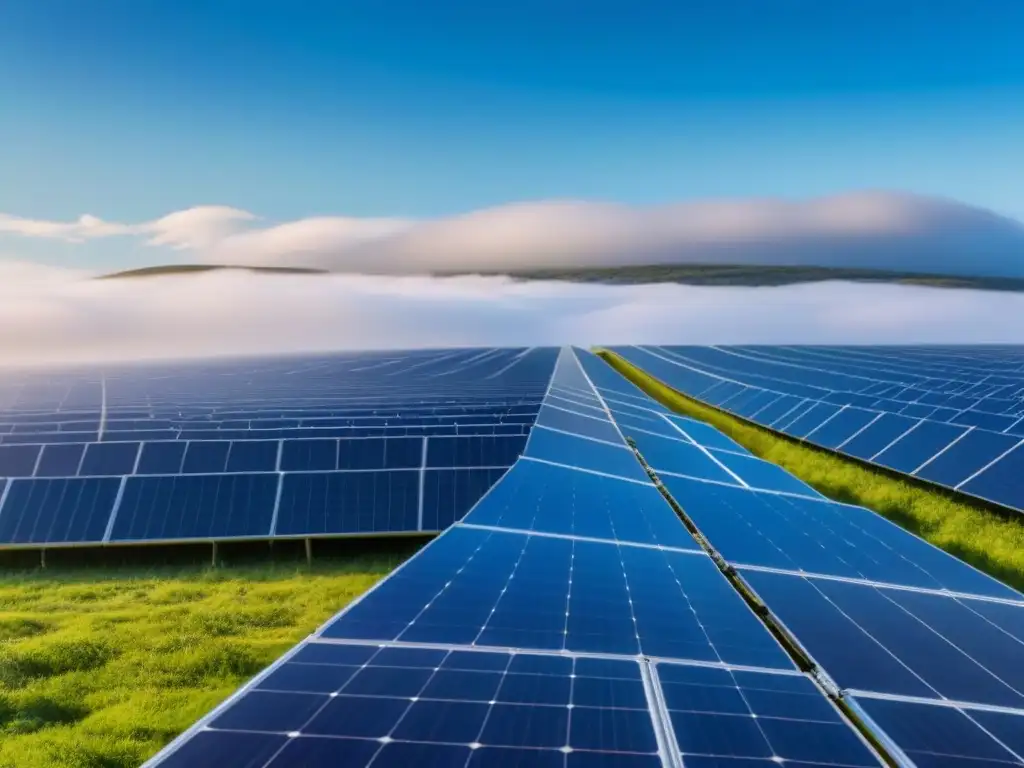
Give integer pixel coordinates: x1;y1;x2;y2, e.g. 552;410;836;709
0;264;1022;367
3;191;1023;278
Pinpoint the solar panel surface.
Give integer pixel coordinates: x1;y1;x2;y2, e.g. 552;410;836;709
0;348;558;547
612;345;1024;512
146;348;883;768
574;349;1024;766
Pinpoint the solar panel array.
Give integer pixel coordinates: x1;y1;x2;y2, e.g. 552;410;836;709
612;345;1024;512
146;348;887;768
575;348;1024;767
0;348;557;548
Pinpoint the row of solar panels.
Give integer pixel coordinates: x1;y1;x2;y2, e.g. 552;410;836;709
0;347;558;412
616;345;1024;512
0;404;541;429
0;436;529;546
658;345;1024;409
0;435;527;478
150;348;1024;768
0;467;508;546
575;349;1024;764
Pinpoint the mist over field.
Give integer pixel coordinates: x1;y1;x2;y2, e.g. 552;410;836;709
2;261;1023;366
3;191;1024;279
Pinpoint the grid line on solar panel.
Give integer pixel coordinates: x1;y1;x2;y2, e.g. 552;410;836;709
732;563;1024;607
518;455;658;486
456;523;704;558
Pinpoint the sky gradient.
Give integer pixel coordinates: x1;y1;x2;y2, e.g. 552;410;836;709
1;1;1023;271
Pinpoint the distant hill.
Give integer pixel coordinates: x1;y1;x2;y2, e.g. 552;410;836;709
99;262;1024;292
488;264;1024;291
97;264;328;279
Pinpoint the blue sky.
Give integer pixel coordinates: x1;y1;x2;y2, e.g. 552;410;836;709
1;1;1023;271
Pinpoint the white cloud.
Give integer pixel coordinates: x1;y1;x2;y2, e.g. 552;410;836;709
0;264;1021;367
2;191;1023;278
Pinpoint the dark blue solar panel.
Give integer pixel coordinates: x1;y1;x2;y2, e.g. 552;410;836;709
609;345;1024;513
34;443;87;477
225;440;279;473
704;450;823;497
661;475;1020;599
136;441;187;475
426;435;526;468
462;459;700;550
915;428;1021;487
743;571;1024;708
275;471;419;535
0;477;119;544
534;404;623;443
871;419;969;474
336;437;422;470
628;433;737;485
786;402;843;439
280;439;337;472
807;408;880;449
658;663;880;766
665;416;749;454
839;413;920;461
111;473;279;541
420;467;507;531
159;644;661;768
320;526;793;669
181;441;230;474
78;441;140;476
853;696;1024;768
959;442;1024;510
524;428;649;482
0;444;41;477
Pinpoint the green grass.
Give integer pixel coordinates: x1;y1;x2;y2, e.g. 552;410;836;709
597;349;1024;592
0;553;407;768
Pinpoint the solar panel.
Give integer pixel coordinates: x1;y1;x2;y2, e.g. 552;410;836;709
850;695;1024;767
573;347;1024;763
149;348;889;768
613;345;1024;512
0;348;558;548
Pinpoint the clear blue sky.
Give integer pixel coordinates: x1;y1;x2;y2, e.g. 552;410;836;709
1;0;1023;225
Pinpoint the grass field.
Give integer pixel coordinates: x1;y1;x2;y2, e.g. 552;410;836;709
597;349;1024;593
0;551;410;768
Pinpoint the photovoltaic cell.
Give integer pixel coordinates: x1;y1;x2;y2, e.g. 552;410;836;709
461;459;700;550
34;443;87;477
657;663;880;766
275;471;420;535
420;467;509;531
871;419;968;474
0;444;41;477
959;441;1024;510
78;441;140;476
704;450;824;498
534;404;623;444
523;428;649;483
915;428;1021;487
111;473;279;541
839;414;919;460
626;433;738;486
136;441;187;475
0;477;119;544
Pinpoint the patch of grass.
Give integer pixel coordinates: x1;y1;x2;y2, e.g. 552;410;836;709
597;349;1024;592
0;553;408;768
